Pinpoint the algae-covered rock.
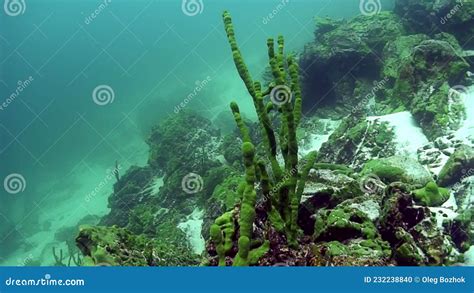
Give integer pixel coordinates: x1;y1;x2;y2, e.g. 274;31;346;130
76;225;152;266
317;116;396;170
452;175;474;210
394;0;474;47
380;32;469;138
300;12;405;112
76;225;199;266
100;166;154;227
379;189;459;265
361;156;433;185
438;145;474;186
446;208;474;252
147;111;221;173
298;168;362;234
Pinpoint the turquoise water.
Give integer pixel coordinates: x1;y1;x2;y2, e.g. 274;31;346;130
0;0;396;265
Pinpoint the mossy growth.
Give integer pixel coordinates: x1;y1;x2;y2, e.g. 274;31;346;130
209;173;244;212
313;206;379;242
413;181;450;207
324;239;390;259
361;159;407;184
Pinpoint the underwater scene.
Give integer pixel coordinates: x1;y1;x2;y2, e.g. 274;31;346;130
0;0;473;267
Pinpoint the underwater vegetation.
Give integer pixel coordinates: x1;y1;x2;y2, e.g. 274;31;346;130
19;0;471;267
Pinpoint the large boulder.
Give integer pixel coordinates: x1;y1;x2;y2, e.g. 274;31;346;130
380;33;469;139
394;0;474;48
438;145;474;186
317;116;396;170
300;12;405;113
361;156;433;186
378;189;460;265
298;168;362;234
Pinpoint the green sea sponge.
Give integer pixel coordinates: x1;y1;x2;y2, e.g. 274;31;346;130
210;212;236;266
413;181;450;207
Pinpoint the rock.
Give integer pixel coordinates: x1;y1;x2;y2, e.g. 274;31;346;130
445;208;474;252
379;189;460;265
298;168;362;234
300;12;405;112
317;116;396;170
100;166;155;227
394;0;474;48
451;175;474;210
380;32;469;139
76;225;199;266
361;155;433;186
438;145;474;186
435;136;453;150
